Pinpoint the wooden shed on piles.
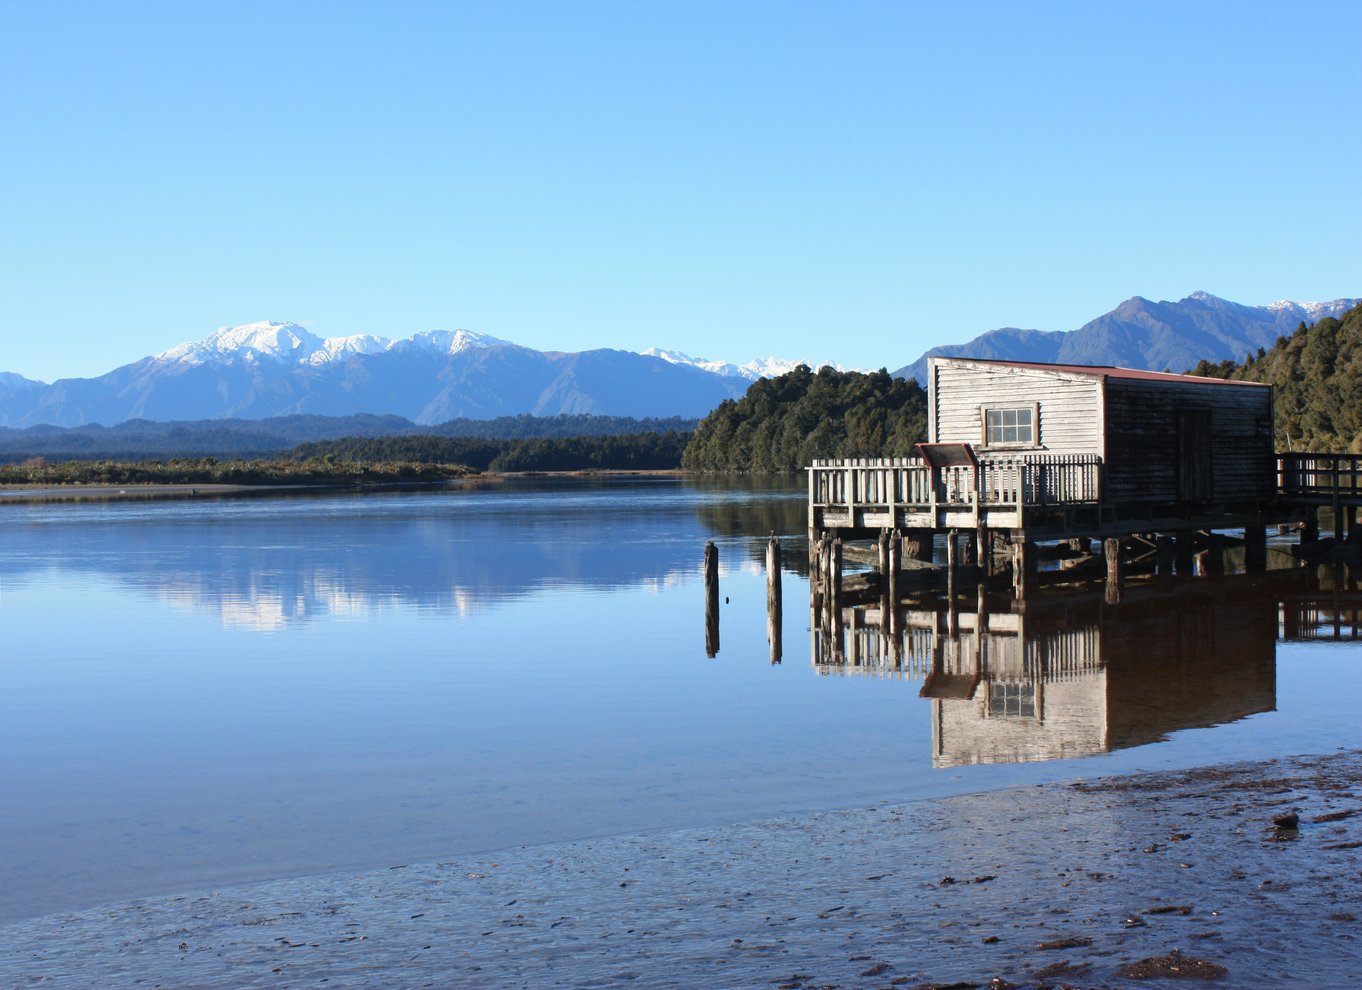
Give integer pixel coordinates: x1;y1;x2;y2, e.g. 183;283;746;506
927;357;1276;510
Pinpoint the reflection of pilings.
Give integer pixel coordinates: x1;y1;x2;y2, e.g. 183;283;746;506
888;530;902;662
877;530;891;654
766;535;782;664
829;538;844;657
704;540;719;657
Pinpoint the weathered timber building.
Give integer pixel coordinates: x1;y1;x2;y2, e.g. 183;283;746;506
808;357;1362;598
927;358;1275;510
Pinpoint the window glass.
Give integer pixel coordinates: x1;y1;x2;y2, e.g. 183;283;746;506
988;682;1036;718
985;406;1034;445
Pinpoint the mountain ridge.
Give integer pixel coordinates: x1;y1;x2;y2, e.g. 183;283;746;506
895;292;1358;383
3;292;1356;427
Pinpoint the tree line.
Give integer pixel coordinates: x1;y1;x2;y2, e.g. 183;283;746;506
290;431;690;472
0;413;699;463
681;364;928;472
0;457;477;486
1190;302;1362;452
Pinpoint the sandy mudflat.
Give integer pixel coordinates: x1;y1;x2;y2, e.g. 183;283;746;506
4;751;1360;990
0;484;271;503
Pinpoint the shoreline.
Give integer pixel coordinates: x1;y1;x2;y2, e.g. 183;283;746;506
0;471;697;504
7;749;1359;989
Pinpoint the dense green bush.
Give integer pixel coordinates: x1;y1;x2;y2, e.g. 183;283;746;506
682;365;928;473
0;457;475;486
1190;302;1362;452
290;432;689;472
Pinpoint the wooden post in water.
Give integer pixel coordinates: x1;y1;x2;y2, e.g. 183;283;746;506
877;529;891;654
809;536;824;612
975;525;991;578
766;535;782;664
946;527;959;596
1175;529;1196;575
1204;533;1225;574
1301;510;1319;546
1156;535;1175;575
829;538;844;659
704;541;720;657
904;527;933;562
1104;537;1123;604
888;529;902;611
1011;538;1033;600
1333;459;1344;540
888;530;902;663
1245;524;1267;572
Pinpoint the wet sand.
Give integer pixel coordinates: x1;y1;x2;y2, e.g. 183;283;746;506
0;483;276;503
5;750;1359;989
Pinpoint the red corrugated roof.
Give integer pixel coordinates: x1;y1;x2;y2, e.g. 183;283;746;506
931;357;1270;387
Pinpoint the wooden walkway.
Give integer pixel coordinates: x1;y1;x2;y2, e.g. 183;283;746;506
806;451;1361;603
809;452;1362;540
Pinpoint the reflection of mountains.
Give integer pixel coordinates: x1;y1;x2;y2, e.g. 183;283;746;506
0;481;804;629
811;575;1349;766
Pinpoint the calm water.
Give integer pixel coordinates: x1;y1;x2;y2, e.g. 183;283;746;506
1;477;1358;922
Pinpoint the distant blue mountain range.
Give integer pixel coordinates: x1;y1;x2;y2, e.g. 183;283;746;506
1;292;1356;427
894;291;1358;383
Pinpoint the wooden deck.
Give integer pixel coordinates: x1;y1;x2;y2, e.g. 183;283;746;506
809;452;1362;539
807;453;1102;533
1277;453;1362;501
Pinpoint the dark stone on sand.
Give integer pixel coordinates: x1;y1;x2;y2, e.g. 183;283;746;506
1036;935;1092;950
1032;959;1092;979
1272;811;1299;830
1116;949;1228;980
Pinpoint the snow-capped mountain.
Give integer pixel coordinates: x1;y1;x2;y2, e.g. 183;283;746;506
641;348;857;380
895;292;1359;383
154;322;513;368
0;324;758;427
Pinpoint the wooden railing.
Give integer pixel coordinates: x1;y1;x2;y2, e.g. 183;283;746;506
808;454;1102;511
1278;453;1362;498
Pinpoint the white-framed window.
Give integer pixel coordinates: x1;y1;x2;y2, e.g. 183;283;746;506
982;403;1038;447
987;681;1037;719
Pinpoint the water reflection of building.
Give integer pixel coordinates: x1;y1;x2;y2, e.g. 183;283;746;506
1279;565;1361;641
814;579;1294;766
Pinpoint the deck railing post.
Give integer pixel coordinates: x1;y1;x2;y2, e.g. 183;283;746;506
1334;457;1344;541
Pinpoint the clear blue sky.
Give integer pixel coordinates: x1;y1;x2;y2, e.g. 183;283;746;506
2;0;1358;382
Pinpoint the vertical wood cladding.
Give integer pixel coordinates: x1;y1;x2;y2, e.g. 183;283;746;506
1104;378;1273;504
929;358;1275;506
931;361;1102;455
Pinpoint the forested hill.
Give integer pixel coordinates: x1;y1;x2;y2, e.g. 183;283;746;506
0;413;697;463
1190;302;1362;452
682;365;927;472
